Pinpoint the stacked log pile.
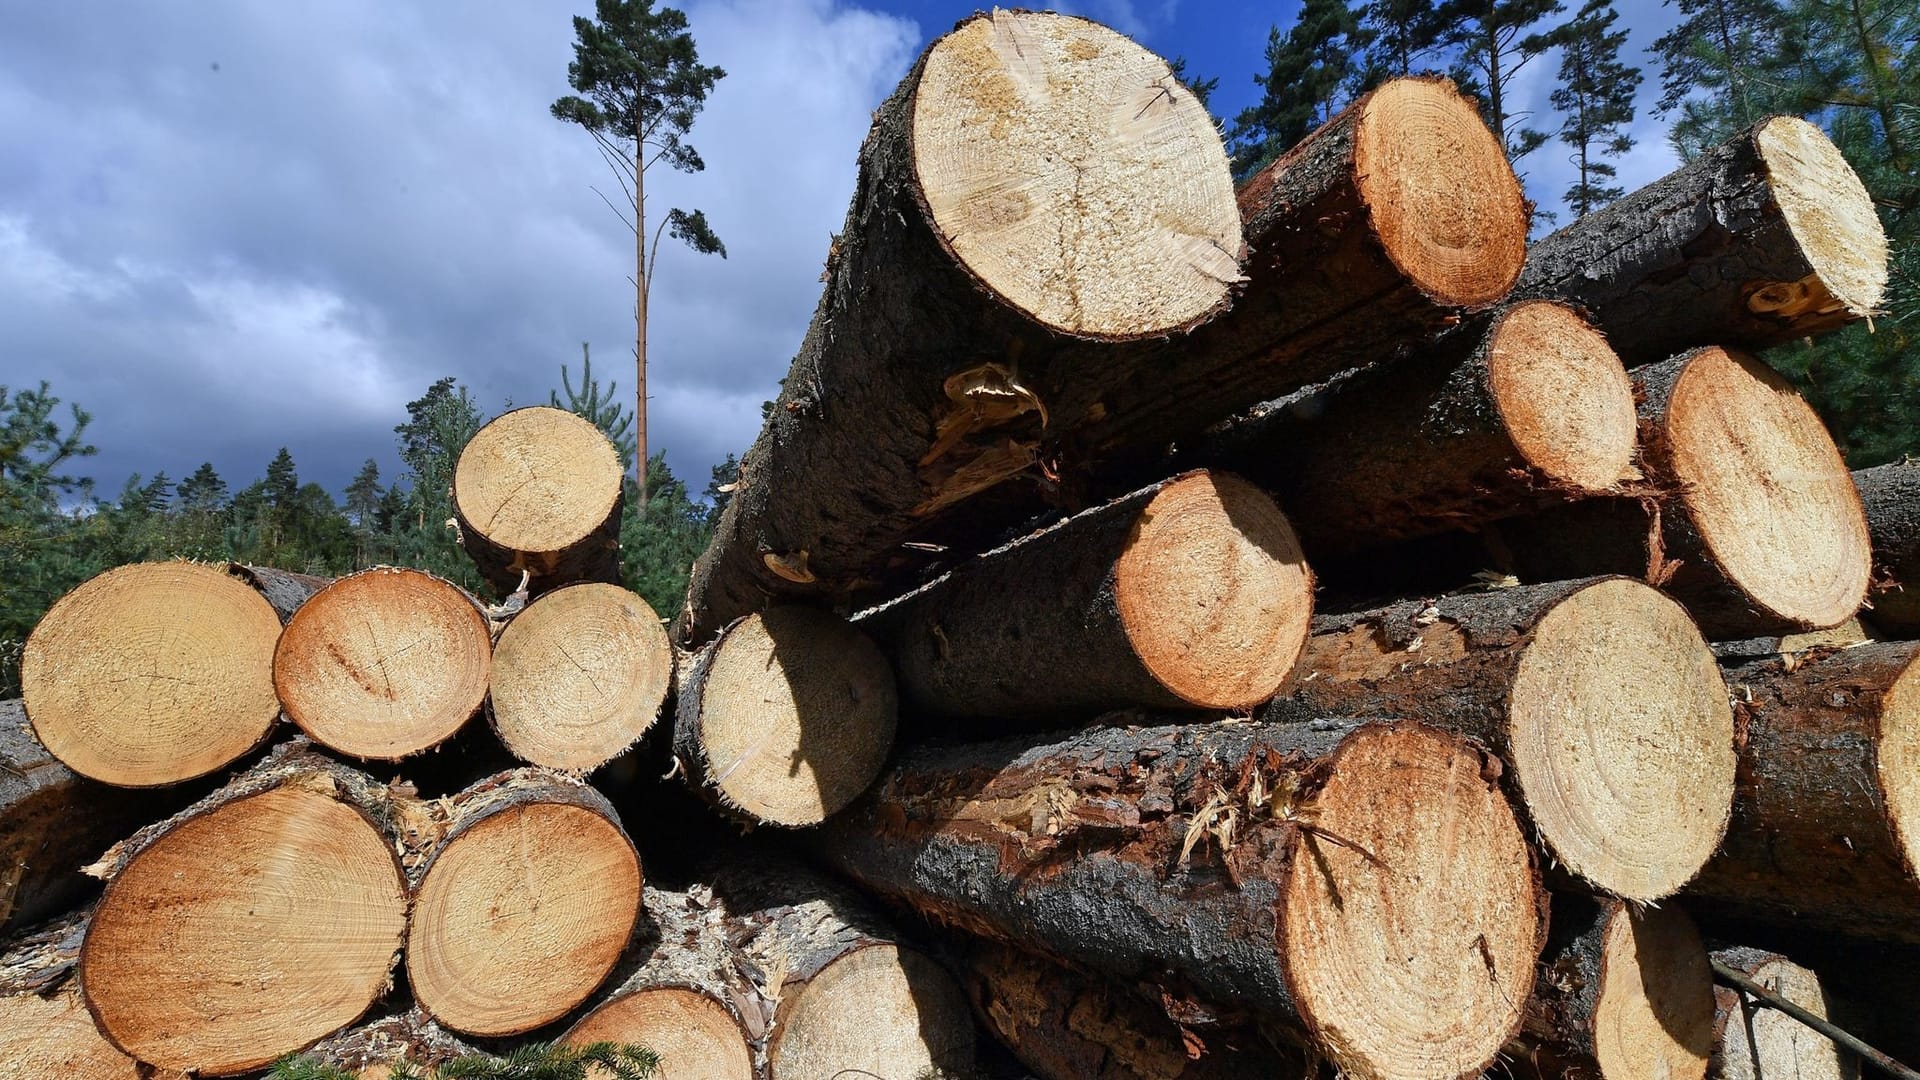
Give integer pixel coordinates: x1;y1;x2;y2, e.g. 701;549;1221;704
4;9;1916;1080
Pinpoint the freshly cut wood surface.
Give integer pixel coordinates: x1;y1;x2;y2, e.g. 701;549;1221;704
822;719;1544;1080
1857;461;1920;635
1709;947;1852;1080
22;560;283;787
452;405;625;596
406;770;642;1037
488;582;672;772
0;909;140;1080
275;566;491;760
674;607;896;827
80;742;412;1075
1516;115;1886;361
862;470;1311;719
1687;641;1920;941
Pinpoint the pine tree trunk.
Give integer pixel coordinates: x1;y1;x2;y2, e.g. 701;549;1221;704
1858;461;1920;635
452;405;625;597
1708;947;1853;1080
0;910;143;1079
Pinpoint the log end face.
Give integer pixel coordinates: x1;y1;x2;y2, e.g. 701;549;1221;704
1712;953;1850;1080
1280;723;1542;1080
913;11;1241;338
0;990;142;1080
1116;472;1313;710
1355;78;1528;309
23;561;283;787
1876;652;1920;883
566;987;755;1080
771;944;976;1080
453;406;624;559
1592;905;1714;1080
1487;302;1638;494
1507;579;1736;900
1755;116;1888;320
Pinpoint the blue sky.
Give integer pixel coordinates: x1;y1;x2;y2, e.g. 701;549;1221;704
0;0;1687;500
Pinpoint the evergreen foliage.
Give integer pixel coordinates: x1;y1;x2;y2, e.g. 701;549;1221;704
267;1040;658;1080
1546;0;1641;216
1229;0;1368;175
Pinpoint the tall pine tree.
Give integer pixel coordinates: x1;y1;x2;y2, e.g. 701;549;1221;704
1230;0;1367;174
1437;0;1565;163
1651;0;1787;154
1548;0;1641;216
1357;0;1444;83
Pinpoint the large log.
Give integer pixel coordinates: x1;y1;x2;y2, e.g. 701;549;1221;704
1499;346;1870;637
1266;577;1735;900
1515;115;1887;362
1858;461;1920;635
22;560;284;787
859;470;1312;719
226;562;330;621
1709;947;1853;1080
0;908;143;1079
1686;641;1920;942
452;405;625;597
820;719;1545;1080
679;39;1528;644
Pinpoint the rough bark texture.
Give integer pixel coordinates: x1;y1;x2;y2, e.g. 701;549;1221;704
226;562;330;622
1858;461;1920;635
0;909;144;1080
297;1009;477;1079
453;485;622;601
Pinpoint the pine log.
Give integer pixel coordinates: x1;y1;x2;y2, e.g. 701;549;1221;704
227;562;330;621
297;1009;477;1080
859;471;1311;719
1265;577;1735;900
405;769;642;1038
22;560;284;787
1686;641;1920;942
819;718;1545;1080
1514;116;1886;362
673;607;896;827
488;582;672;772
1709;947;1854;1080
1514;896;1714;1080
1498;346;1870;637
1858;461;1920;635
679;47;1528;644
274;566;492;760
1197;300;1637;547
452;405;625;597
78;740;414;1075
0;910;143;1079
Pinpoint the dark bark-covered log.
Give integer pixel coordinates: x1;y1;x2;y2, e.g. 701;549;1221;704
1514;896;1714;1080
1858;461;1920;635
488;582;673;772
820;718;1545;1080
297;1009;477;1080
23;560;284;787
1265;577;1735;900
1709;947;1855;1080
226;562;330;621
274;566;492;760
1686;641;1920;942
1713;616;1871;663
1514;115;1886;363
78;740;414;1075
1499;347;1870;637
0;909;142;1079
452;405;625;598
405;769;642;1038
673;607;896;827
680;53;1527;645
858;471;1312;719
1196;300;1637;547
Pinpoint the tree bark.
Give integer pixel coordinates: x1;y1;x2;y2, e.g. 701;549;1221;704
1858;461;1920;635
858;470;1312;721
452;405;625;598
1709;947;1855;1080
0;909;143;1079
297;1009;477;1080
226;562;329;621
1514;115;1887;363
818;718;1545;1080
1686;641;1920;942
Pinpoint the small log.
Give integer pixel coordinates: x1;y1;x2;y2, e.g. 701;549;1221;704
22;560;284;787
1515;896;1714;1080
405;769;643;1038
1710;947;1854;1080
1858;461;1920;635
0;910;141;1079
1265;577;1735;900
1686;641;1920;942
859;470;1312;719
1198;300;1637;547
452;405;625;597
226;562;330;621
1499;346;1870;637
1515;115;1887;362
297;1009;477;1080
274;566;492;761
673;607;896;827
488;582;673;772
820;719;1545;1080
79;741;414;1076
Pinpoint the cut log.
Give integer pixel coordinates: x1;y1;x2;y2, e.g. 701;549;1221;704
1498;347;1870;637
859;470;1311;719
1686;641;1920;942
297;1009;477;1080
1198;300;1637;547
452;405;625;597
1265;577;1735;900
1710;947;1853;1080
79;741;412;1075
274;566;492;760
22;560;283;787
405;770;642;1037
227;562;330;621
1515;896;1714;1080
0;911;141;1080
1515;115;1887;362
820;719;1545;1080
673;607;896;827
680;50;1527;644
1858;461;1920;635
488;582;673;772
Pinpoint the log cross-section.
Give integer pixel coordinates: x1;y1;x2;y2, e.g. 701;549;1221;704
452;405;625;597
1858;461;1920;635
